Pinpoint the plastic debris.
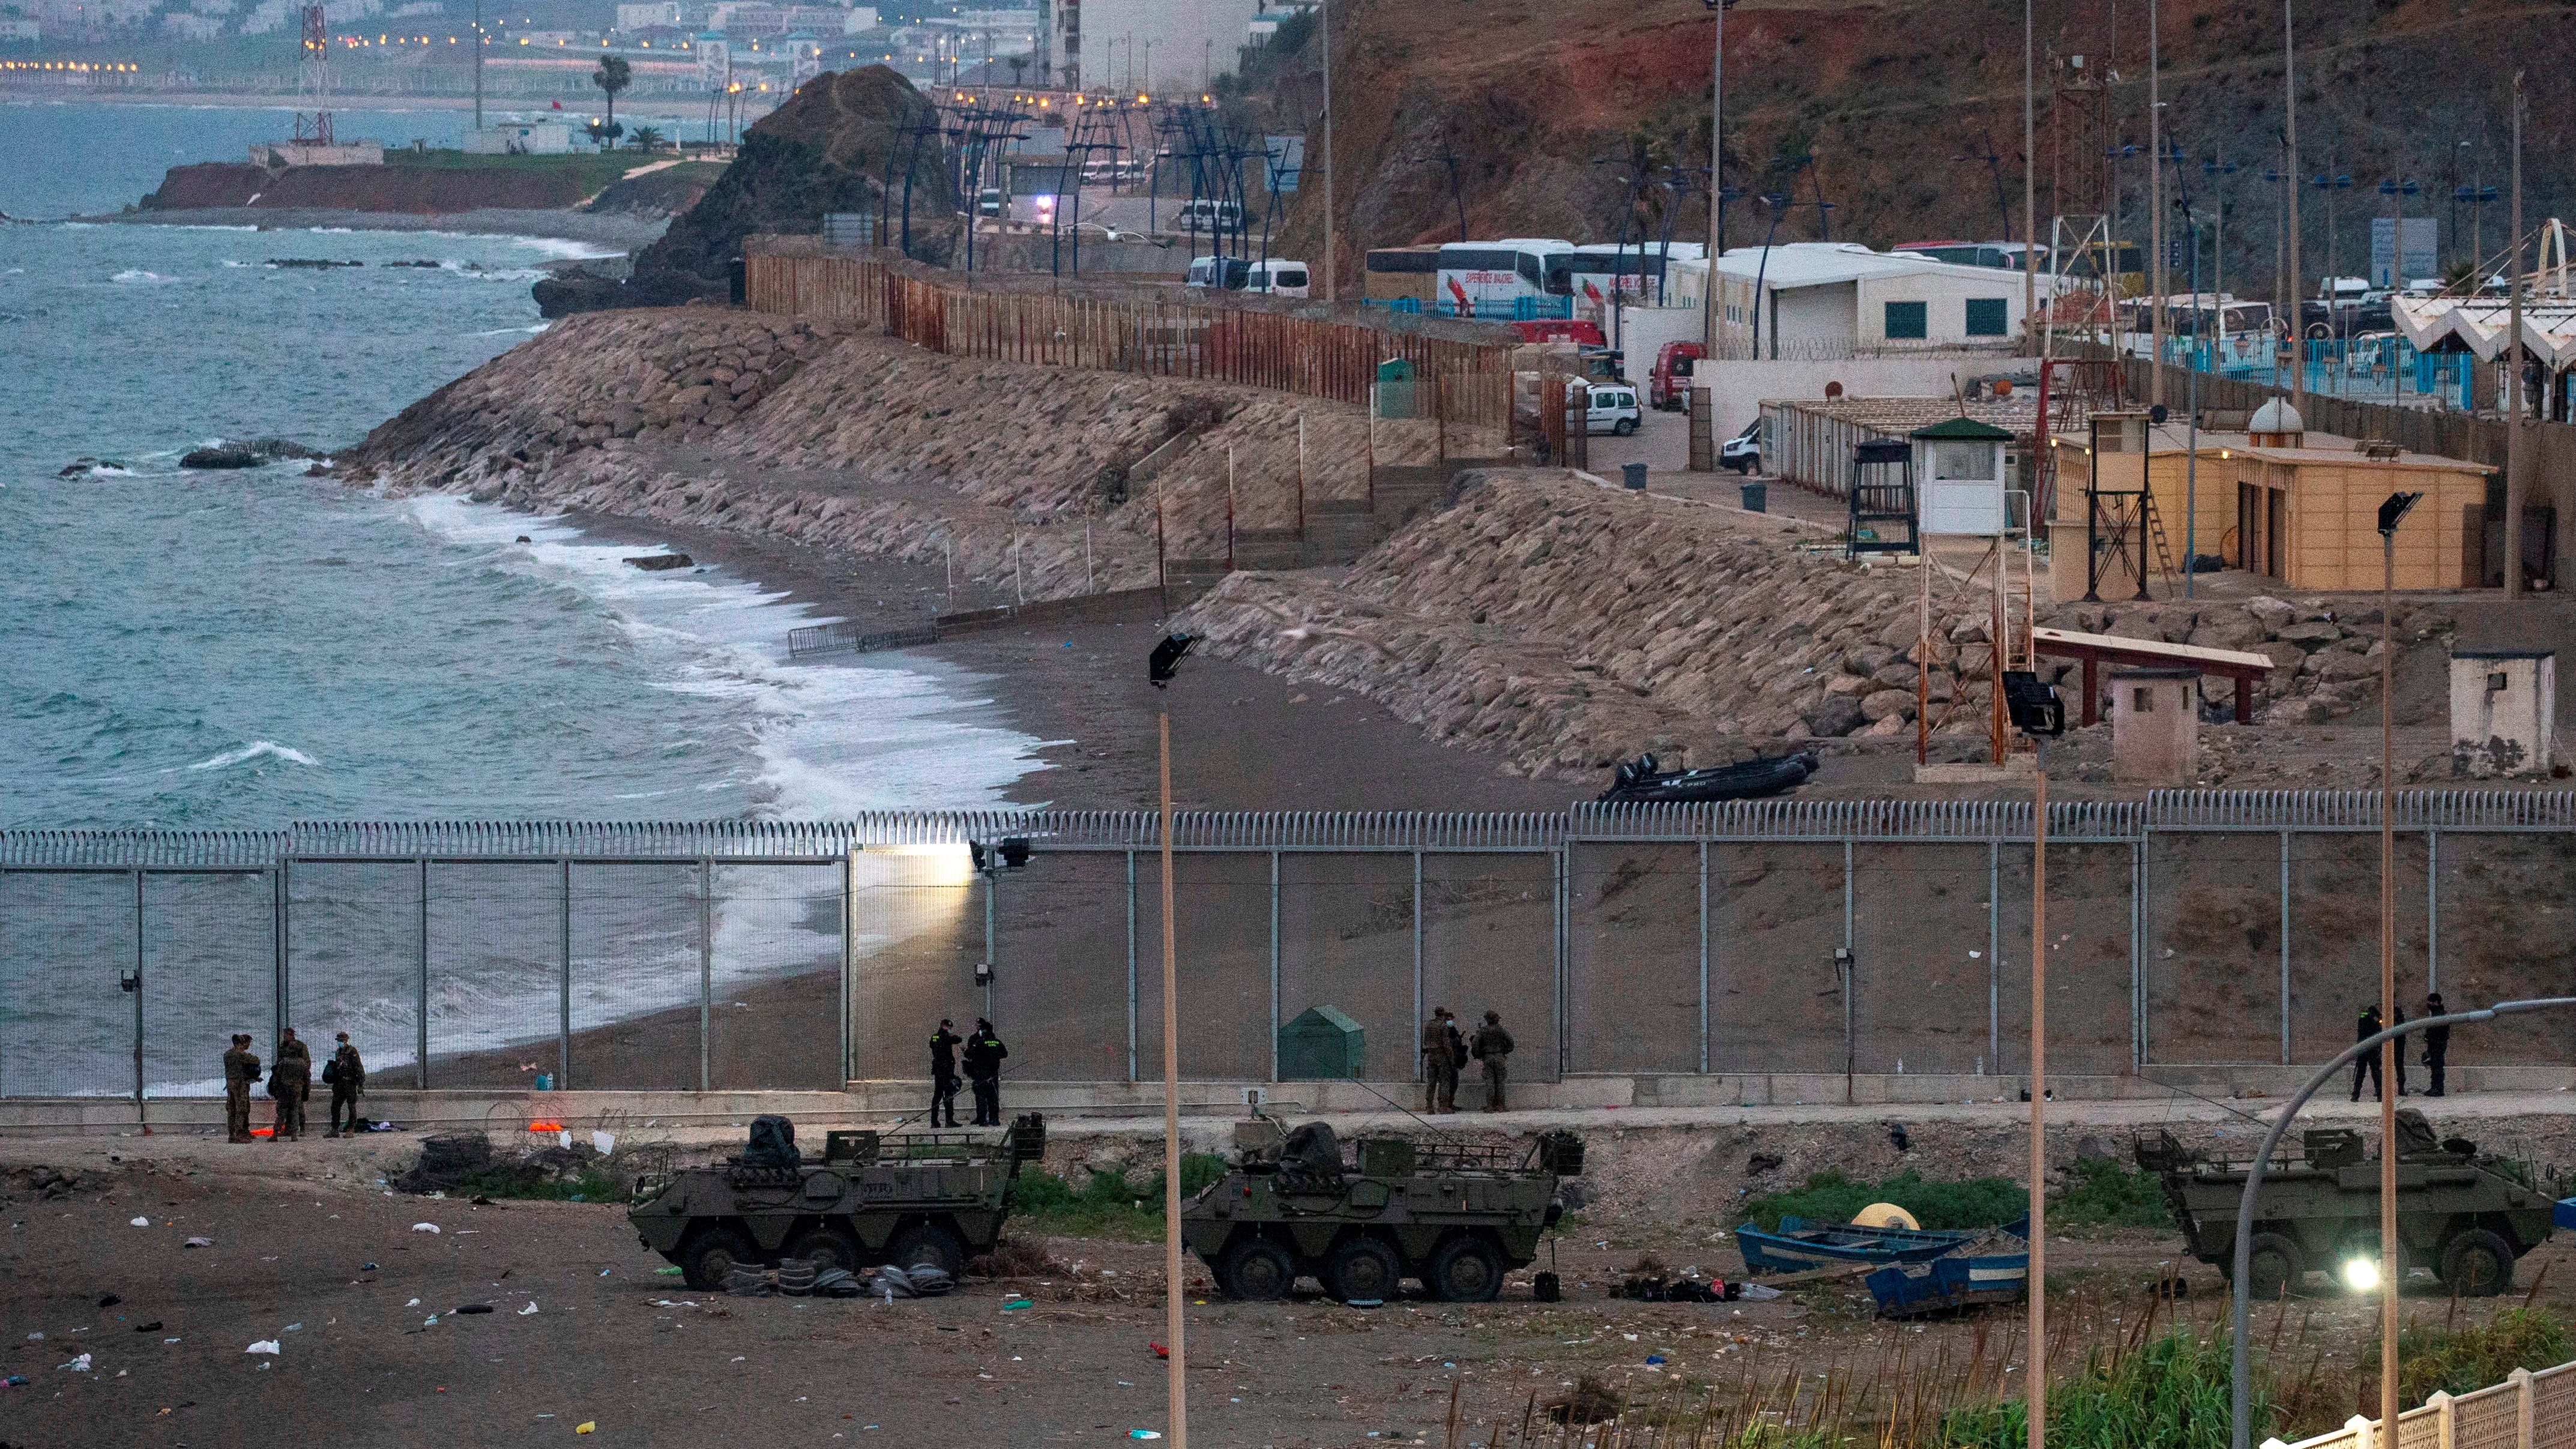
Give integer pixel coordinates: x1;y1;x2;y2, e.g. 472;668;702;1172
456;1305;495;1316
592;1130;616;1155
1646;1355;1666;1366
906;1264;955;1297
423;1316;439;1328
363;1263;378;1272
246;1341;279;1355
1344;1298;1384;1309
411;1223;440;1234
576;1424;596;1435
2;1376;26;1387
405;1298;421;1307
98;1294;121;1308
1150;1342;1168;1358
519;1303;539;1316
24;1333;41;1341
60;1354;92;1372
283;1324;302;1332
1000;1298;1033;1311
653;1266;683;1276
130;1217;150;1228
1131;1433;1163;1441
134;1322;162;1334
183;1237;213;1249
1738;1283;1784;1301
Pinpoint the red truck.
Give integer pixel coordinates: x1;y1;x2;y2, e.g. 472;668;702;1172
1650;341;1706;411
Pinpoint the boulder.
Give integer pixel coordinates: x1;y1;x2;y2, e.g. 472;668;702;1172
2273;621;2343;649
1859;688;1916;722
179;446;262;469
2244;595;2296;633
1808;694;1867;738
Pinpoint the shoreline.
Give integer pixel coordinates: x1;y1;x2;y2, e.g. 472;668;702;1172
1;89;738;116
76;205;668;249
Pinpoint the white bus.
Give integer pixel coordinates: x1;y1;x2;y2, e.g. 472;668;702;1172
1435;238;1573;315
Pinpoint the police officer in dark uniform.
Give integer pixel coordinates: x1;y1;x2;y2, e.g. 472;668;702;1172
928;1018;964;1128
2350;1004;2386;1102
962;1018;1007;1127
2423;992;2451;1097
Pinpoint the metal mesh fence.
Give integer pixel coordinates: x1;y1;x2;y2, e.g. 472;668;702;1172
10;801;2576;1095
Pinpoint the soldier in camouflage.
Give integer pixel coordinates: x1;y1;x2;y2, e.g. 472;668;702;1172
1471;1011;1515;1112
326;1032;367;1137
222;1034;260;1143
272;1028;312;1141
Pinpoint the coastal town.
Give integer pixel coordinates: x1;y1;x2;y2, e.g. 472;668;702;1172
6;1;2576;1447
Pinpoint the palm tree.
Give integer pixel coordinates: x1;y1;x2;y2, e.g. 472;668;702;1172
629;124;665;152
593;55;632;148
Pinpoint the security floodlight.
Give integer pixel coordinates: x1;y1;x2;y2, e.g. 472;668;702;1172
2377;490;2422;537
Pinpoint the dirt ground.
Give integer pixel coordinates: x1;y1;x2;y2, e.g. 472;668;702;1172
7;1127;2570;1449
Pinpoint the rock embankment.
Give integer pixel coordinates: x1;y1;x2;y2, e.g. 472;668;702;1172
140;161;617;214
340;309;1371;600
1175;471;2457;781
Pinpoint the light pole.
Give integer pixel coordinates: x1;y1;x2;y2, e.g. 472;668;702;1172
1749;192;1790;360
2282;0;2303;401
2178;186;2204;595
1147;631;1195;1449
2023;0;2036;354
2506;72;2527;598
2229;995;2576;1449
2148;0;2164;399
2374;487;2421;1449
1317;0;1333;303
2204;157;2240;355
1702;0;1737;360
2000;671;2066;1449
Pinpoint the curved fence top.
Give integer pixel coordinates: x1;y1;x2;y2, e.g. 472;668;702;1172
3;791;2571;867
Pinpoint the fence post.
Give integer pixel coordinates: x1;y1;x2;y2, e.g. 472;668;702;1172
2430;1391;2454;1449
1127;850;1138;1086
274;861;289;1073
2134;830;2149;1068
131;869;145;1119
1697;839;1710;1076
2514;1367;2534;1449
1553;846;1568;1079
2279;830;2293;1065
557;858;572;1091
1411;849;1425;1083
1268;850;1280;1085
415;858;430;1091
699;857;714;1093
1989;840;2001;1073
1842;838;1856;1094
840;851;854;1086
2427;826;2440;995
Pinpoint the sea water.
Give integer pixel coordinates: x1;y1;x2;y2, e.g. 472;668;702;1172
0;103;1040;1089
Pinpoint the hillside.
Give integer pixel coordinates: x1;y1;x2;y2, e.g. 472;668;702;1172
1240;0;2576;293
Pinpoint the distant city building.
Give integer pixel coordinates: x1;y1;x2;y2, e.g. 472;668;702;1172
463;121;576;154
695;31;729;83
706;1;782;35
615;1;681;29
160;10;224;35
0;16;42;41
839;4;877;32
1052;0;1256;89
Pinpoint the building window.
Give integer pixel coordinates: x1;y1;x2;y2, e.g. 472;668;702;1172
2134;688;2153;712
1965;298;2009;336
1884;301;1928;340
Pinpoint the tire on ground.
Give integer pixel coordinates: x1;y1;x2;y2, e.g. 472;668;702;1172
890;1220;967;1279
1426;1234;1506;1303
680;1225;759;1291
2440;1227;2515;1297
1321;1232;1402;1302
1218;1235;1297;1301
2240;1231;2304;1299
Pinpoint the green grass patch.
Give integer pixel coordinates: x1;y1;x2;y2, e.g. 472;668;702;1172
1006;1154;1230;1241
2051;1159;2174;1231
1739;1169;2026;1232
1938;1328;2264;1449
2390;1307;2570;1407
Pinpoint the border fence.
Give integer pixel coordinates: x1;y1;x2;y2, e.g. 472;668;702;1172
741;246;1518;435
4;791;2573;1100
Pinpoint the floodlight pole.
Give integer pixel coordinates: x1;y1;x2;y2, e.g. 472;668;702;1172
2027;749;2048;1449
2230;998;2576;1449
1159;710;1187;1449
2375;488;2419;1442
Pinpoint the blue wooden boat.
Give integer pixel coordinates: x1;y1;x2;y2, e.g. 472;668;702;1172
1865;1253;2030;1318
1733;1216;1980;1276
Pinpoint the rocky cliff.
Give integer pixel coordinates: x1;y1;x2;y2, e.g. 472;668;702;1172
535;65;958;316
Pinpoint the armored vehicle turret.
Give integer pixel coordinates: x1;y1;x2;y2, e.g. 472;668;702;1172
630;1113;1045;1289
1180;1118;1582;1303
2137;1109;2556;1297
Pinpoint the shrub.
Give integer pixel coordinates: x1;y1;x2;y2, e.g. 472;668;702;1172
2386;1308;2571;1408
1938;1329;2264;1449
2053;1158;2174;1231
1005;1153;1231;1240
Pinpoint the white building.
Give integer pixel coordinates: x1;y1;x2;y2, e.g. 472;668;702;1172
615;1;680;29
0;17;39;42
463;120;576;154
1051;0;1258;91
839;4;876;32
1667;243;2047;361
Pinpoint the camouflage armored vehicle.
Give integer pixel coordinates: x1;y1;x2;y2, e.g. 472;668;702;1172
2137;1109;2557;1297
1180;1118;1582;1302
630;1113;1045;1289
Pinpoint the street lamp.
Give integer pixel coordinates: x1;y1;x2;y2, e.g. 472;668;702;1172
2229;996;2576;1449
2377;178;2421;290
1749;191;1791;360
1700;0;1740;360
2001;668;2065;1449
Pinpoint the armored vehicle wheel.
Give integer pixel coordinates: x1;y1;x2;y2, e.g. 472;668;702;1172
786;1225;865;1276
1218;1237;1297;1301
1426;1235;1505;1303
680;1226;759;1291
2440;1228;2515;1297
2243;1232;2304;1300
1323;1234;1402;1302
889;1222;966;1279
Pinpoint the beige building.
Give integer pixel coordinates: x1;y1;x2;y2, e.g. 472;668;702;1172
2045;399;2493;598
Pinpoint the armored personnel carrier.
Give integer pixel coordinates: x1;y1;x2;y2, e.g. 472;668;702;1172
1180;1117;1582;1303
2137;1109;2556;1297
630;1113;1045;1289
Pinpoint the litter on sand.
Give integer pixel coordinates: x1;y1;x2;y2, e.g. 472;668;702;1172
134;1322;161;1334
653;1266;683;1276
183;1237;213;1249
1001;1298;1033;1311
246;1342;279;1355
1131;1433;1163;1441
1344;1299;1384;1309
576;1423;596;1435
455;1305;495;1316
1737;1283;1784;1301
129;1217;149;1228
519;1303;539;1316
411;1223;441;1234
405;1298;421;1307
59;1354;92;1372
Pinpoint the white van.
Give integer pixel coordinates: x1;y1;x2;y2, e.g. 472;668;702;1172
1185;256;1250;289
1584;385;1641;436
1174;198;1244;233
1245;258;1309;297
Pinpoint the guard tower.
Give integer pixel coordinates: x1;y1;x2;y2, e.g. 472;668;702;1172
1847;438;1918;558
2046;410;2158;602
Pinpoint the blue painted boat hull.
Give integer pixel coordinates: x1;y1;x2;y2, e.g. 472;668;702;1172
1734;1216;1980;1276
1866;1253;2031;1317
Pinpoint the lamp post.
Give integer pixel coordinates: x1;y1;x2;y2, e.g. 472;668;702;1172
1749;192;1790;360
1147;631;1195;1449
2378;179;2420;403
1317;0;1333;303
2374;487;2421;1449
2204;157;2240;355
2000;670;2066;1449
2506;72;2527;598
1701;0;1737;360
2229;996;2576;1449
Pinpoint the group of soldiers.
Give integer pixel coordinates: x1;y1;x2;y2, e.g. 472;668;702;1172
926;1017;1010;1127
2353;992;2453;1101
1420;1008;1516;1113
220;1030;368;1143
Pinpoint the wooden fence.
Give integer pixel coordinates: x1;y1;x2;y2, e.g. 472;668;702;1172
744;252;1516;432
2263;1361;2576;1449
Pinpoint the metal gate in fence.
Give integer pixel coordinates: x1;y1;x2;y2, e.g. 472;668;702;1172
4;792;2573;1098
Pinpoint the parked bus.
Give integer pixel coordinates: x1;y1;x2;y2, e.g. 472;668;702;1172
1554;242;1704;310
1436;238;1574;315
